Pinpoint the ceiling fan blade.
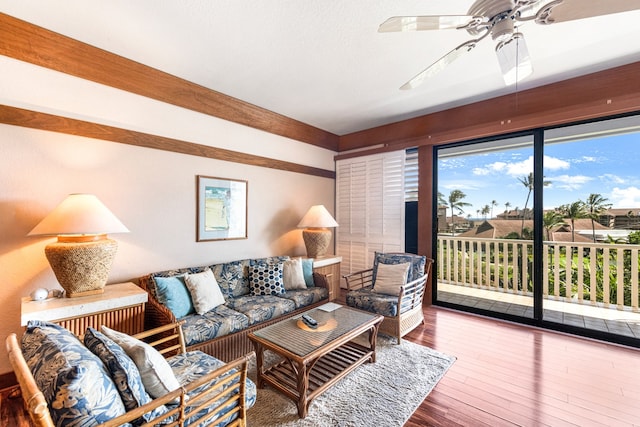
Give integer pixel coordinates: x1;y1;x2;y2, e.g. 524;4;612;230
536;0;640;24
400;39;478;90
378;15;477;32
495;33;533;86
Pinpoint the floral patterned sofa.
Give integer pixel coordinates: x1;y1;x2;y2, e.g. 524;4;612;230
7;320;256;427
138;256;330;361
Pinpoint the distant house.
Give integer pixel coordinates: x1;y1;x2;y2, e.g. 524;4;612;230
597;208;640;230
456;218;613;242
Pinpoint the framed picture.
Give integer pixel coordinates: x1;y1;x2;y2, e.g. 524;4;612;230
196;175;248;241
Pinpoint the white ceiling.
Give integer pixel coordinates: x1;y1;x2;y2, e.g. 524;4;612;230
2;0;640;136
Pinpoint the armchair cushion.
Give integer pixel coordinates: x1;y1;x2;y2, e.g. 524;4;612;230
21;320;127;426
373;262;410;296
101;326;181;401
168;350;256;426
373;252;426;283
84;327;168;425
346;286;400;317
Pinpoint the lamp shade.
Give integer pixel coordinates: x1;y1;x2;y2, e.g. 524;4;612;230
28;194;129;236
297;205;338;229
28;194;128;298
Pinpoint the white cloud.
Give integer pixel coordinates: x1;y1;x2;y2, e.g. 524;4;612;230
543;155;570;171
600;173;626;184
549;174;593;190
610;186;640;207
472;155;569;177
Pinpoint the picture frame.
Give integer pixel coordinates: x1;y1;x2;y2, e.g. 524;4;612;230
196;175;248;241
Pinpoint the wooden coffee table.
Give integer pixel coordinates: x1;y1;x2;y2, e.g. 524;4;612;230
248;305;383;418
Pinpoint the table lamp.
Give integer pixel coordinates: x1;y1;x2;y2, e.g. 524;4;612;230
28;194;129;297
297;205;338;257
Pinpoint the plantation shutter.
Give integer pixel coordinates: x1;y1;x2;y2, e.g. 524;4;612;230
336;150;405;283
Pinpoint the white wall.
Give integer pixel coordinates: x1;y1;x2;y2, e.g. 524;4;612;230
0;57;336;375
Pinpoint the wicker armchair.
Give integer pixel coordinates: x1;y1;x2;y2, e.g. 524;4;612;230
7;322;254;427
344;254;433;344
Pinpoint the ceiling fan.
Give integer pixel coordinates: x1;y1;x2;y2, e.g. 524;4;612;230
379;0;640;89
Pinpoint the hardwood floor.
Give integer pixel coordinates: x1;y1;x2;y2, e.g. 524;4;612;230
405;306;640;427
3;305;640;426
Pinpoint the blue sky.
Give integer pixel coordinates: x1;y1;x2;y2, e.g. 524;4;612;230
438;132;640;218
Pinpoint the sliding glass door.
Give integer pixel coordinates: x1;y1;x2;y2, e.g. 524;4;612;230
433;113;640;344
435;134;536;320
542;116;640;340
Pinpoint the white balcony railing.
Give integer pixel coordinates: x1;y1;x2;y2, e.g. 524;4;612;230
437;236;640;312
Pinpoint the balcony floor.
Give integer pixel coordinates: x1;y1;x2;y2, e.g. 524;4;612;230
438;282;640;339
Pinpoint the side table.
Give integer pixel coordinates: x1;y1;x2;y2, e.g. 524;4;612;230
309;255;342;301
21;282;147;337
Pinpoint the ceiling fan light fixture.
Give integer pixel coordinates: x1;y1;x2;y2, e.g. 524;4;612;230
495;32;533;85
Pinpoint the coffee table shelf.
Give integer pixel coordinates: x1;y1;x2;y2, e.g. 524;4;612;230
262;341;370;400
248;306;383;418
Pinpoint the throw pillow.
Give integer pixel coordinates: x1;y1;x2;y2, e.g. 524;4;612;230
283;258;307;290
153;275;194;318
249;262;285;296
84;327;168;425
100;326;181;402
373;262;411;296
184;269;226;315
21;320;127;425
373;252;426;283
301;258;315;287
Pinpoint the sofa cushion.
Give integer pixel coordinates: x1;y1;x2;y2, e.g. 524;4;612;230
373;252;426;283
84;327;168;425
302;258;315;287
210;260;250;298
185;269;226;314
168;351;256;426
346;286;400;317
249;263;286;296
101;326;181;401
283;287;329;309
226;295;296;325
283;258;307;290
150;266;209;300
180;305;250;347
373;262;410;296
21;320;127;426
154;275;195;318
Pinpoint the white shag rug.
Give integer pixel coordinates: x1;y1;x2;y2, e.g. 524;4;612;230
246;334;456;427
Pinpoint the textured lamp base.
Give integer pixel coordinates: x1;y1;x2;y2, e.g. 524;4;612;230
45;238;118;297
302;228;332;258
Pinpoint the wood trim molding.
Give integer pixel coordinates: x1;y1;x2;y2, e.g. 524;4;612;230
0;105;336;179
339;61;640;152
0;12;339;151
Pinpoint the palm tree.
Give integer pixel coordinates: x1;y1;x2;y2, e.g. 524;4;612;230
481;204;490;219
447;190;471;233
557;201;587;242
504;201;511;214
437;191;447;207
584;193;611;242
518;173;551;235
543;211;566;241
491;200;498;218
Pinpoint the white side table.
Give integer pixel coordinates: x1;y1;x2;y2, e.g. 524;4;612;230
21;282;147;337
